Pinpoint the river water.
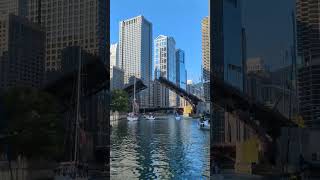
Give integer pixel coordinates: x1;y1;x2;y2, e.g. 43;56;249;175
110;115;210;179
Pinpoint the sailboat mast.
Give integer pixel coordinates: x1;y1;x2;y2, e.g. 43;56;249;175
74;47;81;164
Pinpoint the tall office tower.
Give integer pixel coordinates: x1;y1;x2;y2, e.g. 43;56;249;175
202;16;210;102
119;15;152;108
211;0;244;144
297;0;320;128
110;43;119;67
154;35;177;107
0;14;45;90
176;49;187;107
26;0;107;71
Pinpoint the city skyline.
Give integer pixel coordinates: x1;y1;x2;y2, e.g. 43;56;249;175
111;0;208;83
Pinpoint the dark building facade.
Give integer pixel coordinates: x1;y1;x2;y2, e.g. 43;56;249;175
298;61;320;128
210;0;244;144
0;14;45;90
296;0;320;128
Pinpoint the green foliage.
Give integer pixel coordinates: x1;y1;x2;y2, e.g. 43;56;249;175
111;89;129;112
0;87;64;160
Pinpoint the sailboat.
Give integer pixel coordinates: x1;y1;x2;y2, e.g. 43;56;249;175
54;48;89;180
127;77;139;121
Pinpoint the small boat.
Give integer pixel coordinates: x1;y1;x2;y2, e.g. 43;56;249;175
142;113;147;118
127;112;139;121
146;114;156;120
175;112;181;120
198;119;210;130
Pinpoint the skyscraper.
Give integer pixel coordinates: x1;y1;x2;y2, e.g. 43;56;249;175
0;0;45;90
211;0;244;144
26;0;108;71
154;35;177;107
176;49;187;107
119;15;152;108
176;49;186;90
297;0;320;128
110;43;119;67
0;14;45;90
202;16;210;102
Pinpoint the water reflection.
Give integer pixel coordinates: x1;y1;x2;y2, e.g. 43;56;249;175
110;115;210;179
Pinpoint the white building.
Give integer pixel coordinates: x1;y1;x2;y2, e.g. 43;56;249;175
119;15;152;108
110;43;119;67
154;35;177;107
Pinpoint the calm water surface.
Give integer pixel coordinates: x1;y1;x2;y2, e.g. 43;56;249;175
110;115;210;179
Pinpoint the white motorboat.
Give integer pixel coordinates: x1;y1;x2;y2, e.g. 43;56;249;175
198;120;210;130
142;113;147;118
127;112;139;121
175;114;181;120
146;115;156;120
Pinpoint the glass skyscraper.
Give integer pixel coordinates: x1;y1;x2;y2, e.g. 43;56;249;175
176;49;187;107
211;0;244;144
154;35;177;107
176;49;186;90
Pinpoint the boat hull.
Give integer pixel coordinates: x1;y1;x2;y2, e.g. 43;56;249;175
146;117;155;120
127;116;139;121
198;121;210;130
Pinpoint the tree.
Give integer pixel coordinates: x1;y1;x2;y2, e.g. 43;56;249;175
110;89;129;112
0;87;65;161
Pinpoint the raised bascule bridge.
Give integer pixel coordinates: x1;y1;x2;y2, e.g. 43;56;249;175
135;76;299;175
123;76;203;114
211;76;298;175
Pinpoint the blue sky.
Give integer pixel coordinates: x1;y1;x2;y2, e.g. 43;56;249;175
111;0;209;83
